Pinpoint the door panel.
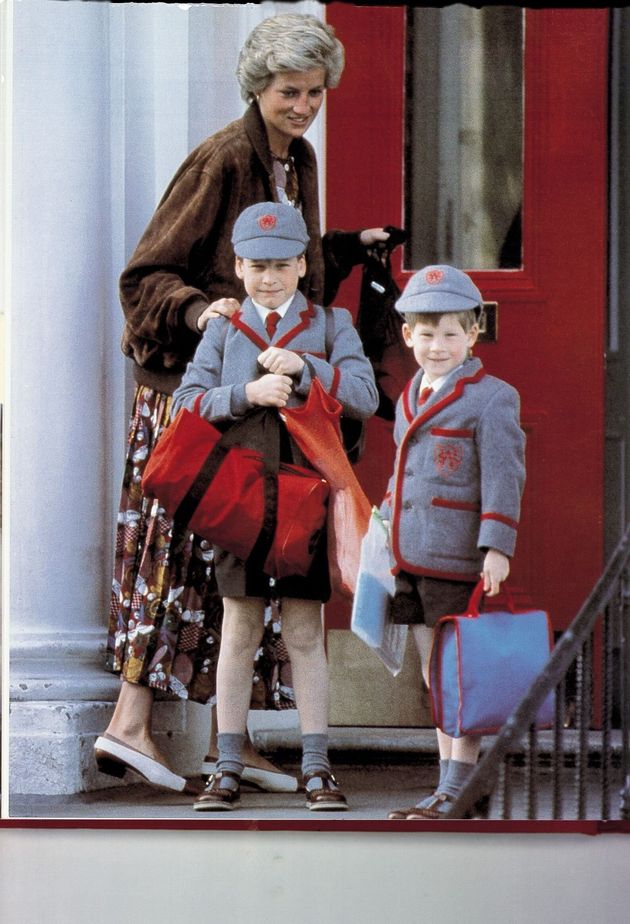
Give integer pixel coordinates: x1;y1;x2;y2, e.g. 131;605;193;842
326;6;608;638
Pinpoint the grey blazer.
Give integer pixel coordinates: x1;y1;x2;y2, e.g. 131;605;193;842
172;291;378;442
382;357;526;582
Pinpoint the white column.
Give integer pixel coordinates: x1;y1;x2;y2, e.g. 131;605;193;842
6;0;326;797
7;0;128;795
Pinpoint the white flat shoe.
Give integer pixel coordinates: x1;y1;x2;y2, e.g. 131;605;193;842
94;734;189;792
201;757;298;793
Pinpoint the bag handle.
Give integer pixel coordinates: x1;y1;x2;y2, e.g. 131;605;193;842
466;580;486;617
466;579;520;617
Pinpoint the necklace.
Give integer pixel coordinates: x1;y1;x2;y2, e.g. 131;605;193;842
271;154;298;206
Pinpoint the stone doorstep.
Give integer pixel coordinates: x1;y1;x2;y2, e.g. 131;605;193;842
250;720;625;761
9;697;624;797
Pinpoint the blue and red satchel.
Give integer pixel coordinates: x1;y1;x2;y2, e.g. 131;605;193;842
429;581;555;737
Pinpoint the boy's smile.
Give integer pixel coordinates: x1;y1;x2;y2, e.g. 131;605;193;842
235;255;307;310
402;313;479;383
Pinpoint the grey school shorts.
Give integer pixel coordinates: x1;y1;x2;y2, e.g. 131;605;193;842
390;571;475;628
213;529;331;603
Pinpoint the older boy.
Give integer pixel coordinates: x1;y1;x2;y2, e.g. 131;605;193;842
172;202;378;811
382;265;526;819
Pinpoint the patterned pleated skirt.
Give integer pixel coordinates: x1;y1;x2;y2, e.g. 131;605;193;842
104;385;296;708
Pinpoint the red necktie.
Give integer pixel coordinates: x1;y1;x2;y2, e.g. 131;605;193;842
265;311;281;339
419;386;433;406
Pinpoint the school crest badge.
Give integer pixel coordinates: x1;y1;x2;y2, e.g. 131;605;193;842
434;440;464;476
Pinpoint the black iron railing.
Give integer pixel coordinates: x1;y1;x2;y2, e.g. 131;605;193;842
448;525;630;820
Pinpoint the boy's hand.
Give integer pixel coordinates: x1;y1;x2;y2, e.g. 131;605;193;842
257;347;305;377
246;373;293;407
481;549;510;596
197;298;240;331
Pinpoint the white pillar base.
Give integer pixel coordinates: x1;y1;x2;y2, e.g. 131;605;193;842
9;631;213;796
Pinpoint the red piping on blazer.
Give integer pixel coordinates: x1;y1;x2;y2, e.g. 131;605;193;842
230;300;317;351
481;511;519;530
430;427;474;438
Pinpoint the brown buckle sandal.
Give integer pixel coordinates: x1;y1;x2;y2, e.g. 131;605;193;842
402;792;491;820
193;771;241;812
303;771;348;812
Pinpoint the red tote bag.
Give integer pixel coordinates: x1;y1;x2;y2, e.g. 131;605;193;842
281;379;371;596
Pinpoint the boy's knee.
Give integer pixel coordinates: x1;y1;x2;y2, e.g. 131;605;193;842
282;615;323;657
221;599;264;653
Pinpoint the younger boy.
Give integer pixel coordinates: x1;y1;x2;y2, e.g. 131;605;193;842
172;202;378;812
382;265;525;819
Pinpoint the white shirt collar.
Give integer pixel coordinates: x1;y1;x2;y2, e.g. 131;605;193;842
252;295;294;326
421;363;464;395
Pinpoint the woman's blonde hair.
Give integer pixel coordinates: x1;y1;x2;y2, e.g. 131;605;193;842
236;13;345;103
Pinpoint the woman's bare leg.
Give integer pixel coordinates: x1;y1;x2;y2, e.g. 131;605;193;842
104;680;171;765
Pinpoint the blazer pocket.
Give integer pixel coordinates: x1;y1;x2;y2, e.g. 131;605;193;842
427;496;480;562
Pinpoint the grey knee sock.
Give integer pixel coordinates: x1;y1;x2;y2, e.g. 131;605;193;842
415;758;450;808
301;733;331;778
216;732;245;789
440;759;475;799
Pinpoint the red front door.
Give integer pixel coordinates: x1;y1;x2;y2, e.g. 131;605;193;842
325;5;608;633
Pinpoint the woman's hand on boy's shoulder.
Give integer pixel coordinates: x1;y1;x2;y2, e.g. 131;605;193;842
197;297;240;331
257;346;305;377
246;373;293;408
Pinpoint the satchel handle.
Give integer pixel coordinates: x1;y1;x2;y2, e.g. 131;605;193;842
466;580;486;617
466;579;520;617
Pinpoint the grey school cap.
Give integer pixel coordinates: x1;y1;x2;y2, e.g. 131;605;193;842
395;264;483;315
232;202;309;260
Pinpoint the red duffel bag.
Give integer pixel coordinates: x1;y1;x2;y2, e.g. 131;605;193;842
142;398;329;578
